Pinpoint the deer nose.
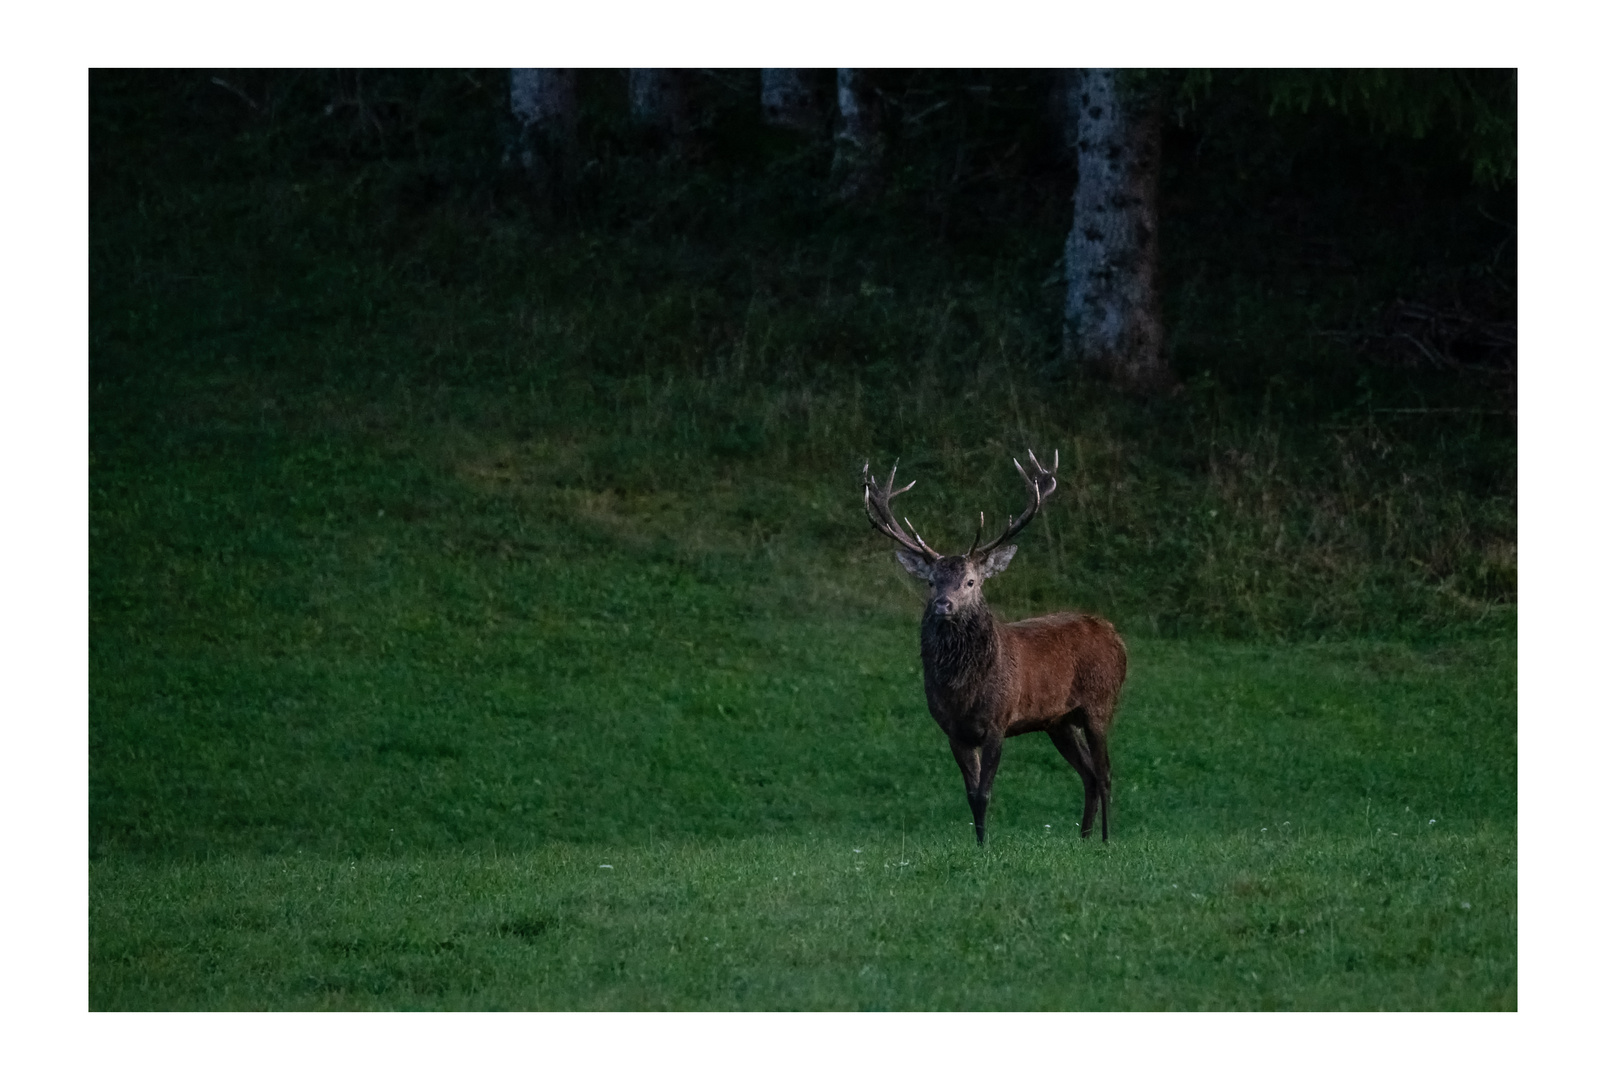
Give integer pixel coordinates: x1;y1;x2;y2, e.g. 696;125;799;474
931;596;955;615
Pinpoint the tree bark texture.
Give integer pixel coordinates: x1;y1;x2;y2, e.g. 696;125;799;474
832;68;884;200
628;68;690;143
761;68;822;133
510;68;577;182
1063;69;1169;390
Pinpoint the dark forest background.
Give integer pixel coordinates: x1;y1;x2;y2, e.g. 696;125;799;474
91;68;1515;639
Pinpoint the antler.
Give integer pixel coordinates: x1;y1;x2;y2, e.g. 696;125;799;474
863;460;942;561
970;449;1059;557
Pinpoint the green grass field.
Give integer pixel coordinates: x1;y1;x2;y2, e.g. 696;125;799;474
89;71;1516;1010
88;394;1515;1008
92;827;1514;1011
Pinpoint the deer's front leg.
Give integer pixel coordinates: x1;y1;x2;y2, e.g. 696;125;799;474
975;736;1005;844
951;735;1004;845
949;738;986;844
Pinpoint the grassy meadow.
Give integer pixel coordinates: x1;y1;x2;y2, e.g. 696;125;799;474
89;71;1516;1010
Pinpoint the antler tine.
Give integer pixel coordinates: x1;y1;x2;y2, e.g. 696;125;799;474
967;511;985;557
904;518;938;554
863;459;942;560
863;460;917;499
975;448;1060;556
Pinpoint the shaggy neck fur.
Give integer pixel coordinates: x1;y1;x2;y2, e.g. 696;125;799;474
920;602;1000;693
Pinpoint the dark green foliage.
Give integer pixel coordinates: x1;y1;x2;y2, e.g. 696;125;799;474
89;70;1515;1009
1171;69;1517;187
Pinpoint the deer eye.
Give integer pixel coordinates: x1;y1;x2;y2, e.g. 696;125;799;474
966;579;975;587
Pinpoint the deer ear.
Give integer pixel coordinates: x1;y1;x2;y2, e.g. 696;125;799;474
980;545;1017;578
893;549;934;581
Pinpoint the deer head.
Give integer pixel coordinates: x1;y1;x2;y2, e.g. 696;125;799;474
863;450;1059;618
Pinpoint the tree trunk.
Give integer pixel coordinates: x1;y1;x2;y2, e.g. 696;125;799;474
761;69;822;133
1063;69;1170;390
628;68;690;148
509;68;577;183
832;68;883;200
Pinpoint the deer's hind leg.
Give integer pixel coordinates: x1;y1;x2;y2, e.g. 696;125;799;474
1082;711;1114;842
1048;719;1100;840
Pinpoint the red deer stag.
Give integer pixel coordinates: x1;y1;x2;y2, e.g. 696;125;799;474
863;451;1126;844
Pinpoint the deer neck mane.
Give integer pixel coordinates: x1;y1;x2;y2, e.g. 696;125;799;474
920;602;1001;692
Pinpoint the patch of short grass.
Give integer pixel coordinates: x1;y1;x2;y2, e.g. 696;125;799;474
90;825;1514;1011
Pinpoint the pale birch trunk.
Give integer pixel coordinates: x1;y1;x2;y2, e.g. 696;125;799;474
761;68;821;133
510;68;577;182
1064;69;1169;390
832;68;883;200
